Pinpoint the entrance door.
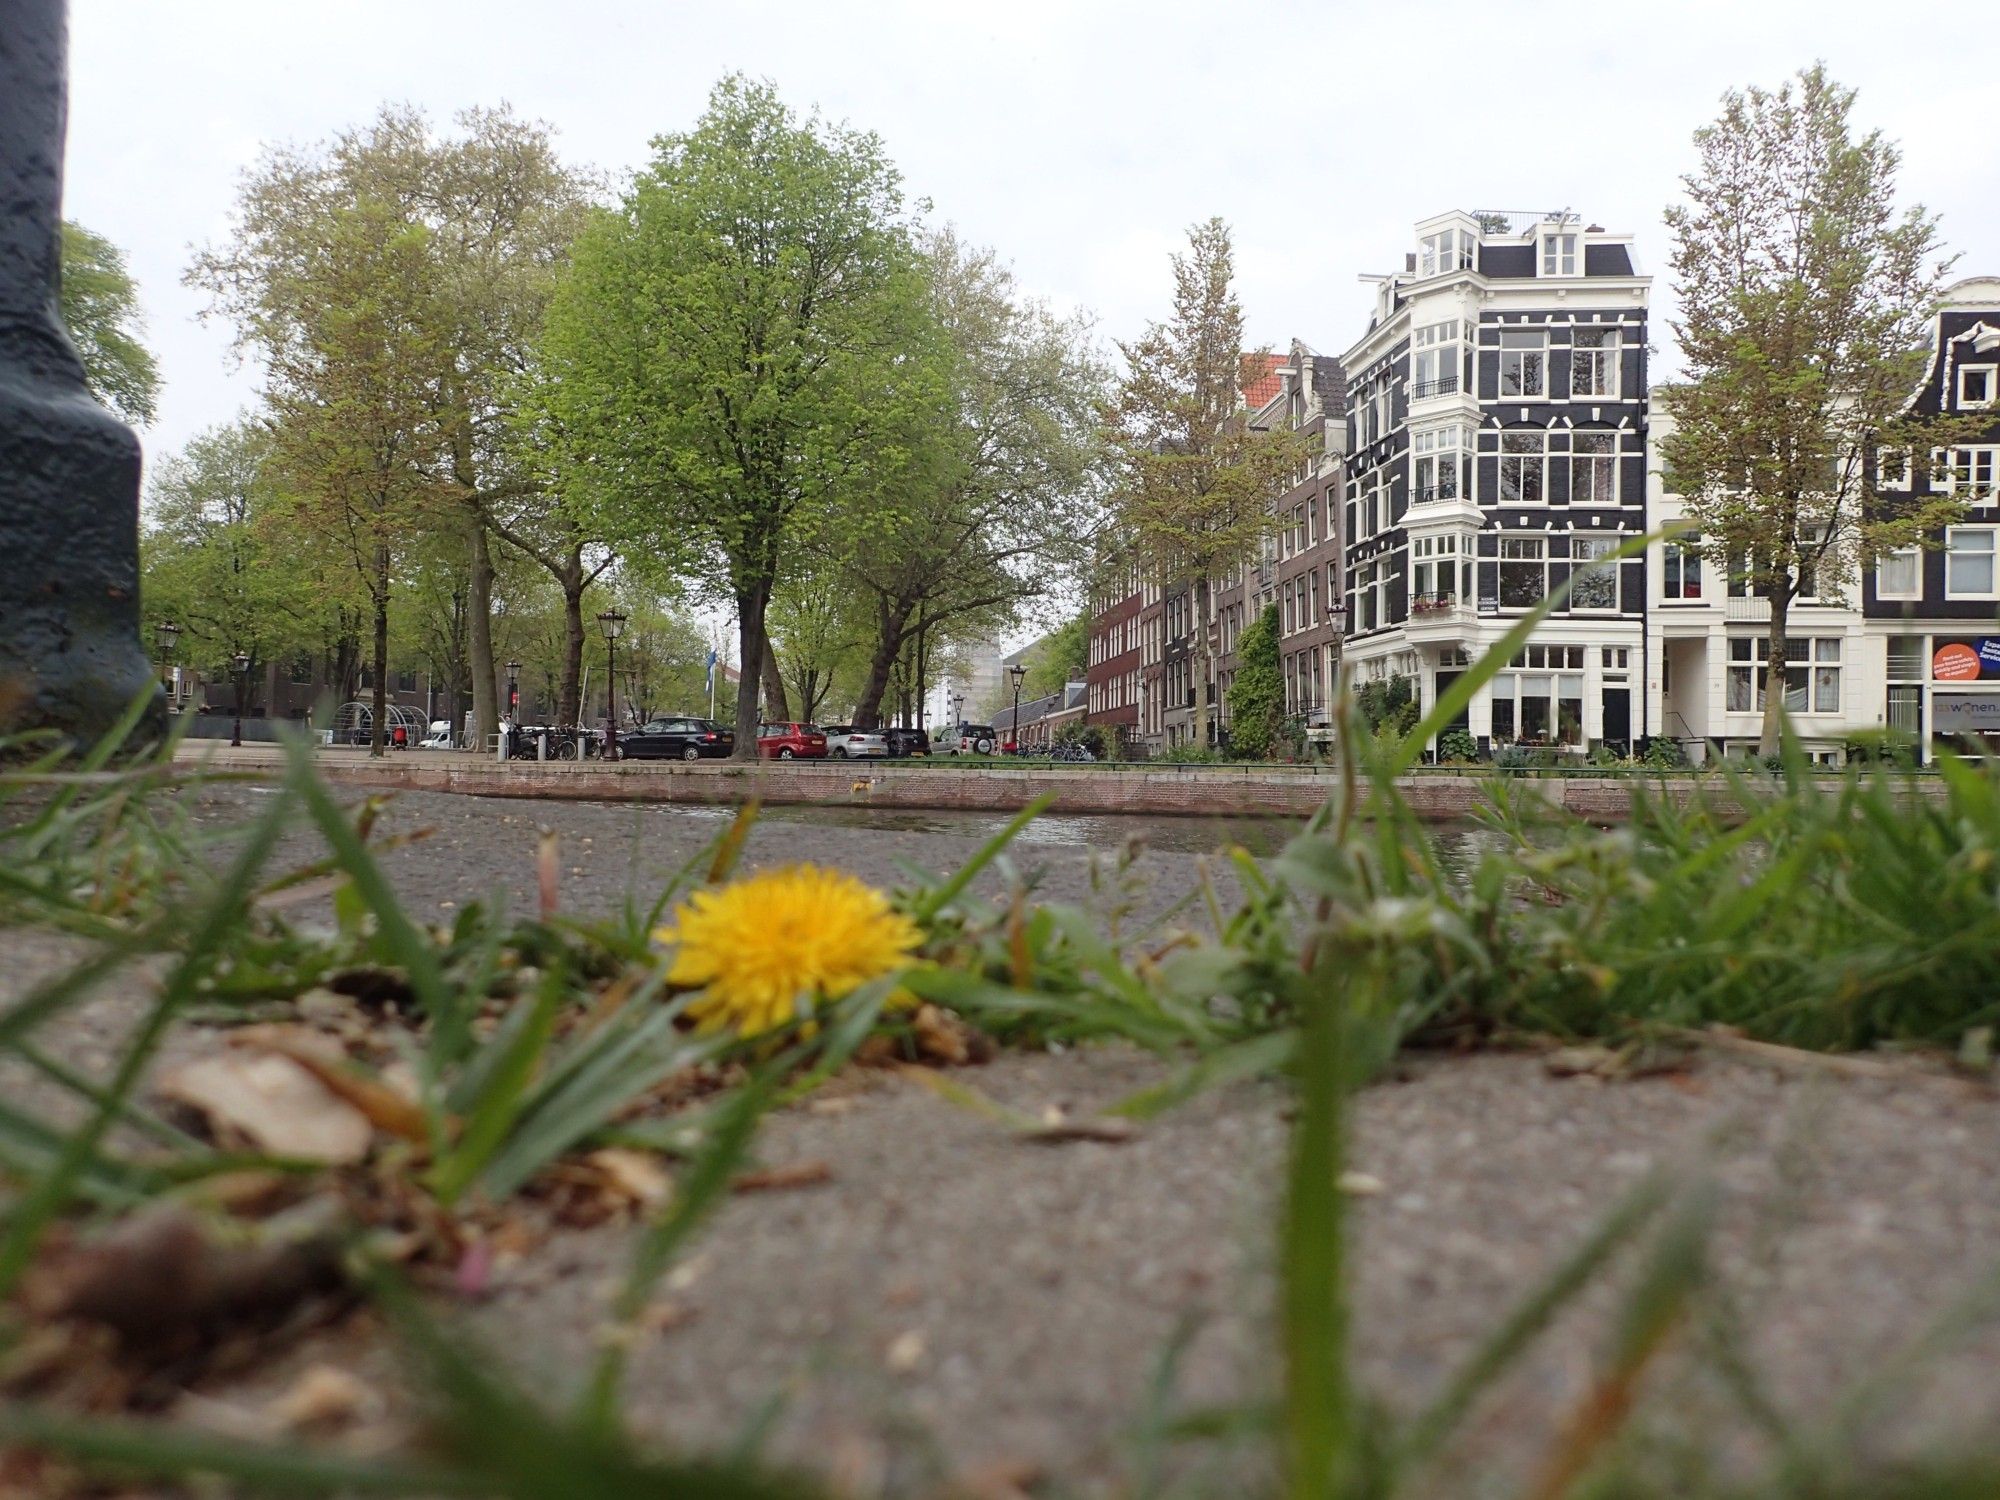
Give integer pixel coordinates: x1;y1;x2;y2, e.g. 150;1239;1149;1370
1601;686;1631;751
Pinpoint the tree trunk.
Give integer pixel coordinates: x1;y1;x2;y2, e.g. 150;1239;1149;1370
559;562;585;728
734;586;770;759
466;510;498;747
1759;589;1791;758
854;599;912;730
760;634;790;722
370;546;391;759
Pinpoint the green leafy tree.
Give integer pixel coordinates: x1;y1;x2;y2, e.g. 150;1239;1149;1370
59;221;161;426
1020;610;1089;701
190;105;594;752
1226;604;1282;759
768;569;869;724
843;227;1106;728
1109;218;1305;749
538;75;939;757
1662;65;1982;755
141;418;349;710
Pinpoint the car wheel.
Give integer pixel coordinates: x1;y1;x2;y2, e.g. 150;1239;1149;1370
682;746;700;762
779;747;794;759
832;747;846;759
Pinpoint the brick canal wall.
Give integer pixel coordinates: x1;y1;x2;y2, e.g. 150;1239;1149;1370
208;752;1950;823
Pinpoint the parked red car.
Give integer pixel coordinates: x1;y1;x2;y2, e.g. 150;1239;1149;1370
756;722;829;760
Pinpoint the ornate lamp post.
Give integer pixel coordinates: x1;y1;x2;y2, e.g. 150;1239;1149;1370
155;622;180;709
1008;662;1026;755
505;659;521;720
596;610;626;761
0;1;159;741
230;652;251;747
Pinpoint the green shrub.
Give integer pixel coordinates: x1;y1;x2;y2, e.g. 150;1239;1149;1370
1226;605;1283;758
1155;741;1220;764
1642;735;1692;769
1434;727;1478;763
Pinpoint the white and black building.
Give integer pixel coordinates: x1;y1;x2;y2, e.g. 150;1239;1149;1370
1649;275;2000;760
1338;211;1651;753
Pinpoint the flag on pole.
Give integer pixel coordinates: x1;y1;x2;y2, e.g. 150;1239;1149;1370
705;649;718;694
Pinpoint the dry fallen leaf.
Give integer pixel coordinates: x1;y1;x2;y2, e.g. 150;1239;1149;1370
269;1363;373;1434
1543;1044;1620;1079
885;1329;925;1373
1338;1170;1386;1196
158;1053;373;1164
586;1148;672;1208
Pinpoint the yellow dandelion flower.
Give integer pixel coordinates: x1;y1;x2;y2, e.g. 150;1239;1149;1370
654;865;922;1037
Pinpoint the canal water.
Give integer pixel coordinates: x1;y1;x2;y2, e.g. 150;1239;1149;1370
652;800;1494;875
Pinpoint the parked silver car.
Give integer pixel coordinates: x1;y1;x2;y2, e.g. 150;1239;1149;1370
820;724;889;759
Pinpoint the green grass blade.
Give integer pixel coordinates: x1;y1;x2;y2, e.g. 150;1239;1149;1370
0;780;293;1298
909;792;1055;923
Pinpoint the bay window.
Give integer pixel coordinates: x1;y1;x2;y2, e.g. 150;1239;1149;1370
1499;330;1546;398
1412;534;1460;607
1412;424;1466;503
1571;326;1619;397
1412;320;1461;397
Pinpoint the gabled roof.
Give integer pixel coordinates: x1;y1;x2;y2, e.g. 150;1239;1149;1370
1241;353;1285;409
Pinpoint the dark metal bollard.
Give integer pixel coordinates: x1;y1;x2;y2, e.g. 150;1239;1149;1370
0;1;158;742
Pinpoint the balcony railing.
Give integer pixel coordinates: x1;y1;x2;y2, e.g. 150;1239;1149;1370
1408;592;1465;616
1411;485;1464;506
1409;376;1460;400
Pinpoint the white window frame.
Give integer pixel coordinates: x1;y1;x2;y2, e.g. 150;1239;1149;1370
1936;446;1999;495
1876;546;1920;601
1498;536;1548;607
1958;364;1997;410
1570;326;1620;399
1946;526;1998;600
1876;446;1911;490
1499;431;1548;504
1568;535;1619;611
1662;536;1703;600
1499;330;1546;399
1571;433;1618;505
1725;636;1842;715
1411;423;1466;504
1541;232;1578;277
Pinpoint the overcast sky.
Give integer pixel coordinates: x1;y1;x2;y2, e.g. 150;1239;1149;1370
65;0;1999;470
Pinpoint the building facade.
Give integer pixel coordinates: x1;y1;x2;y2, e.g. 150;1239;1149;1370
1339;211;1651;755
1085;552;1143;749
1649;275;2000;761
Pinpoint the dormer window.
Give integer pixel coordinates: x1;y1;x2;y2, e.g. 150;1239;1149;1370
1418;228;1469;277
1541;232;1578;277
1959;364;1996;410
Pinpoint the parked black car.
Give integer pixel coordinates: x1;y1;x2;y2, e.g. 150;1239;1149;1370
884;727;931;758
619;716;736;761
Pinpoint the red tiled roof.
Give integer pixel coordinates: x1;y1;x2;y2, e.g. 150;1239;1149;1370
1241;352;1285;409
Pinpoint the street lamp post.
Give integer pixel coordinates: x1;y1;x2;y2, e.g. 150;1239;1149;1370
596;610;626;761
504;660;521;757
155;621;180;710
230;652;251;748
1007;662;1026;756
